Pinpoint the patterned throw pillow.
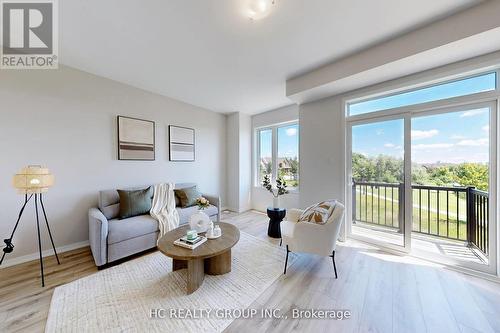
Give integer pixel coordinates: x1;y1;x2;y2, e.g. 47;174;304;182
298;200;337;224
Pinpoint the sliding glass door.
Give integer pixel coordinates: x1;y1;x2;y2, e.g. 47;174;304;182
347;101;497;273
410;102;496;272
348;115;411;251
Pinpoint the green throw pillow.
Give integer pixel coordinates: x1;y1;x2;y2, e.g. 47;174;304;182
174;186;200;208
118;187;153;219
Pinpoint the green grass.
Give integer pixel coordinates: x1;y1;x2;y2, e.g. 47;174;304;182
354;187;468;240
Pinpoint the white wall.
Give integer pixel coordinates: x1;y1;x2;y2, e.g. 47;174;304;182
226;112;252;213
0;66;227;265
252;104;299;129
299;96;345;208
226;114;239;211
239;114;252;212
251;104;300;211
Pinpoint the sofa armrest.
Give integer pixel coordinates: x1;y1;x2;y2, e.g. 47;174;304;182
88;208;109;267
285;208;304;223
203;193;221;222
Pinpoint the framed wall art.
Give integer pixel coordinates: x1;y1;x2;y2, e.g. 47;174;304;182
169;125;195;162
117;116;155;161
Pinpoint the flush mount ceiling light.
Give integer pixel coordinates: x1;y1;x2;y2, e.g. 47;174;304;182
246;0;275;20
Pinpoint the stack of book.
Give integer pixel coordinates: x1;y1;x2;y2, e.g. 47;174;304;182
174;235;207;250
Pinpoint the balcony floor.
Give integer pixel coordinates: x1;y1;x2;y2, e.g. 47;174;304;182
352;224;487;265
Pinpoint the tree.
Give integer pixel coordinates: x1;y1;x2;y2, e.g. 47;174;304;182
352;153;489;191
454;163;488;190
352;153;402;183
434;167;456;186
260;159;272;176
411;164;432;185
284;157;299;180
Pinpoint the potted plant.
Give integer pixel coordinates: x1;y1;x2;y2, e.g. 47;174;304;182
262;174;289;209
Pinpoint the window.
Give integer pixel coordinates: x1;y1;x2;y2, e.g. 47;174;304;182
256;122;299;190
346;67;499;273
278;124;299;188
258;129;272;185
348;72;497;116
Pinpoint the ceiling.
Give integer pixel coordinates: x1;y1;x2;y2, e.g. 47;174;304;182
60;0;482;114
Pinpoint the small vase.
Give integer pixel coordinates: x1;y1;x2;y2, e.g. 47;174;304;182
273;196;280;209
189;210;210;233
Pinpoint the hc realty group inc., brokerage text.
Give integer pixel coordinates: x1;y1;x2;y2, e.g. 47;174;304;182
150;308;352;320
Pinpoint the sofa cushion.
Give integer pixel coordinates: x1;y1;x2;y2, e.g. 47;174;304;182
174;183;195;207
117;187;153;219
101;203;120;221
99;183;199;219
99;186;151;220
177;205;218;225
108;214;159;244
174;186;201;208
299;200;337;225
99;189;121;220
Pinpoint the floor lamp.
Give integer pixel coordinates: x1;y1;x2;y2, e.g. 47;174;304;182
0;166;60;287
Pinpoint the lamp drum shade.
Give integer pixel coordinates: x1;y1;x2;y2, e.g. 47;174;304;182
12;166;54;194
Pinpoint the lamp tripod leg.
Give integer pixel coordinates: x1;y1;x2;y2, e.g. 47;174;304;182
35;194;45;287
0;249;6;265
40;194;60;265
0;194;33;266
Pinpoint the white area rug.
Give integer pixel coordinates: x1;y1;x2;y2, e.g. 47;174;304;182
46;231;294;333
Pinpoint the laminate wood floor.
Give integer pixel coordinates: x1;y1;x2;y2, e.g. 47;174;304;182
1;210;499;333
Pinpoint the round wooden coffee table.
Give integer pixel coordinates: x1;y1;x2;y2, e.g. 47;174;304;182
157;222;240;294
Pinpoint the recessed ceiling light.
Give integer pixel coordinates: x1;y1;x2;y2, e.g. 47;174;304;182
246;0;275;20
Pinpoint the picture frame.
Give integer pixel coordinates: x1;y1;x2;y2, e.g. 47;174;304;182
169;125;195;162
117;116;155;161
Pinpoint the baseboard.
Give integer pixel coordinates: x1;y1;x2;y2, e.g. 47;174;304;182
0;240;90;269
222;206;239;213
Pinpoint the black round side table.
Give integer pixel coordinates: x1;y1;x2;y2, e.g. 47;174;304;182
267;207;286;239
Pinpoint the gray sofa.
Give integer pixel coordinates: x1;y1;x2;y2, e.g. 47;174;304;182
88;183;220;267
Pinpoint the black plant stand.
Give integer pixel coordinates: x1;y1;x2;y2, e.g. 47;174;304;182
267;207;286;243
0;193;60;287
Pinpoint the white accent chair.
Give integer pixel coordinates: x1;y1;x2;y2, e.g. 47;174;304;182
281;202;345;278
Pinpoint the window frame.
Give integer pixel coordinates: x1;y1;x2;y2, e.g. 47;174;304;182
255;120;299;192
345;70;500;123
343;66;500;276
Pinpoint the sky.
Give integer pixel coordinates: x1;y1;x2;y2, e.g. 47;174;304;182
349;73;496;116
260;124;298;158
351;72;495;164
263;110;490;164
352;108;490;164
260;73;495;164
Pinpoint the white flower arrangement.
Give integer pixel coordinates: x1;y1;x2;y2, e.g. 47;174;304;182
196;197;210;210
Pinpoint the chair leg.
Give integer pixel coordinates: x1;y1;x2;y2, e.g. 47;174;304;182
283;245;290;275
331;250;338;279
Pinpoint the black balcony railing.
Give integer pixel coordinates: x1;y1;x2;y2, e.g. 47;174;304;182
468;188;489;256
352;181;489;256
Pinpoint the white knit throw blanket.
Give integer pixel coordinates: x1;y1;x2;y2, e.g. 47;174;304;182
150;183;180;241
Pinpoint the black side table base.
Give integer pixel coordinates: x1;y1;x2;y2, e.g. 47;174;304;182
267;207;286;239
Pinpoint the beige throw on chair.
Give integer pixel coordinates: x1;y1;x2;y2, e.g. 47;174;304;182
150;183;179;241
